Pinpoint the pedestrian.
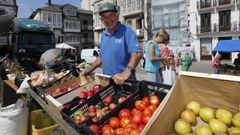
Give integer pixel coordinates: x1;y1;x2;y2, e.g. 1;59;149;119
182;52;192;71
144;30;168;83
81;2;143;85
175;52;182;74
233;53;240;74
212;53;221;74
233;53;240;69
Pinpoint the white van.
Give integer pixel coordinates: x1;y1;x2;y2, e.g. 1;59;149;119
81;49;99;63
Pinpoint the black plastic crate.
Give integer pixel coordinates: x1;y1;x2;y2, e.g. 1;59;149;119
27;70;73;99
82;80;172;135
60;79;139;134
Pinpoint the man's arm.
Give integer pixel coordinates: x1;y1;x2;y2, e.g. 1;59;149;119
113;52;143;84
81;57;102;75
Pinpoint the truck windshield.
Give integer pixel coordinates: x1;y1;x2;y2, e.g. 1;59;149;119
22;33;54;44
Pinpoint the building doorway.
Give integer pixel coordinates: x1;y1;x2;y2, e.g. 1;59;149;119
200;38;212;60
218;37;232;60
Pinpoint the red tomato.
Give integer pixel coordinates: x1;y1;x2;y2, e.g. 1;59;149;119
102;127;115;135
118;96;127;104
148;104;157;112
142;96;150;105
142;114;152;124
120;118;131;128
125;124;134;133
150;95;160;106
143;107;153;116
109;117;120;129
93;84;101;93
115;128;126;135
119;108;131;119
135;100;147;111
102;124;111;131
89;124;100;133
104;96;112;104
109;103;117;110
138;124;145;133
79;91;87;99
132;112;143;125
130;129;140;135
131;108;142;115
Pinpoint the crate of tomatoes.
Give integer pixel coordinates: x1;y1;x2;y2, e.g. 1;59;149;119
60;79;140;134
83;80;172;135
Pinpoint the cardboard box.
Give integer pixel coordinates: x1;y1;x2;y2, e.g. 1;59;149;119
142;71;240;135
45;74;110;115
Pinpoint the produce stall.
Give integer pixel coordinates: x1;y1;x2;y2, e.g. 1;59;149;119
26;72;173;135
142;71;240;135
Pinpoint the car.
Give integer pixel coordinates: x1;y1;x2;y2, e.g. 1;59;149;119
80;49;99;64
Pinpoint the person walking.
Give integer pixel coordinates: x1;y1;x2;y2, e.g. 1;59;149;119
212;53;221;74
175;52;182;74
182;52;192;71
144;31;167;83
81;2;143;85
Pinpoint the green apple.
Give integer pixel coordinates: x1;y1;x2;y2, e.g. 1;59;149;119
186;101;201;115
209;119;227;134
232;112;240;127
199;107;215;122
216;108;232;125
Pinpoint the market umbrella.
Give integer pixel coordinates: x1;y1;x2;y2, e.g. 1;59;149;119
39;48;62;67
55;43;76;50
213;40;240;52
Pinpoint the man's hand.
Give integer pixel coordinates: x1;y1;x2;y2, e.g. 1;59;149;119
80;68;91;76
113;70;131;85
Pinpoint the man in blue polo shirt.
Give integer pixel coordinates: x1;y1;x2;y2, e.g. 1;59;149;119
81;2;143;84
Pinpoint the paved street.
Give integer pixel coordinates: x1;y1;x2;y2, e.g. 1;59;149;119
93;60;234;81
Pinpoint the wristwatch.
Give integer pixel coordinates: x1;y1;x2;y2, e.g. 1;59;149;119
126;66;135;74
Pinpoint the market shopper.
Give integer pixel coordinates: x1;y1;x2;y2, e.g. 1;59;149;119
144;31;168;83
182;52;192;71
81;2;143;85
175;52;182;74
212;53;222;74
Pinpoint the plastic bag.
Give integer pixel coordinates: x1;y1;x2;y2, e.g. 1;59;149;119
0;99;29;135
163;66;176;85
17;76;31;94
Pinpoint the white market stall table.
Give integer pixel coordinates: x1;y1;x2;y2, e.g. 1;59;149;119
27;88;79;135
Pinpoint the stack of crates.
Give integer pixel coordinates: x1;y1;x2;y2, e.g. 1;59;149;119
31;109;66;135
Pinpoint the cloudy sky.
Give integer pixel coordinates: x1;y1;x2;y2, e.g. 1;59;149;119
17;0;81;18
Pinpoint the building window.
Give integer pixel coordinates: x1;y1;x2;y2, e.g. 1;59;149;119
127;20;132;27
43;12;47;21
136;19;142;29
137;0;141;10
48;13;52;22
201;38;212;56
200;13;211;32
127;0;131;12
83;20;88;25
0;9;5;15
219;10;231;31
122;0;126;13
53;14;56;26
200;0;211;8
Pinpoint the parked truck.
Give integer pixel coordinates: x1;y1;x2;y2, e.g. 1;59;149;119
9;18;55;68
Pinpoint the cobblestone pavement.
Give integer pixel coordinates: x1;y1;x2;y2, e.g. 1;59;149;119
94;60;234;81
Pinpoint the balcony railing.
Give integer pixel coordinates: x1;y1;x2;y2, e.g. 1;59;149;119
197;23;239;34
215;0;235;6
197;0;235;9
197;0;213;9
218;0;231;5
82;25;93;30
81;38;93;43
